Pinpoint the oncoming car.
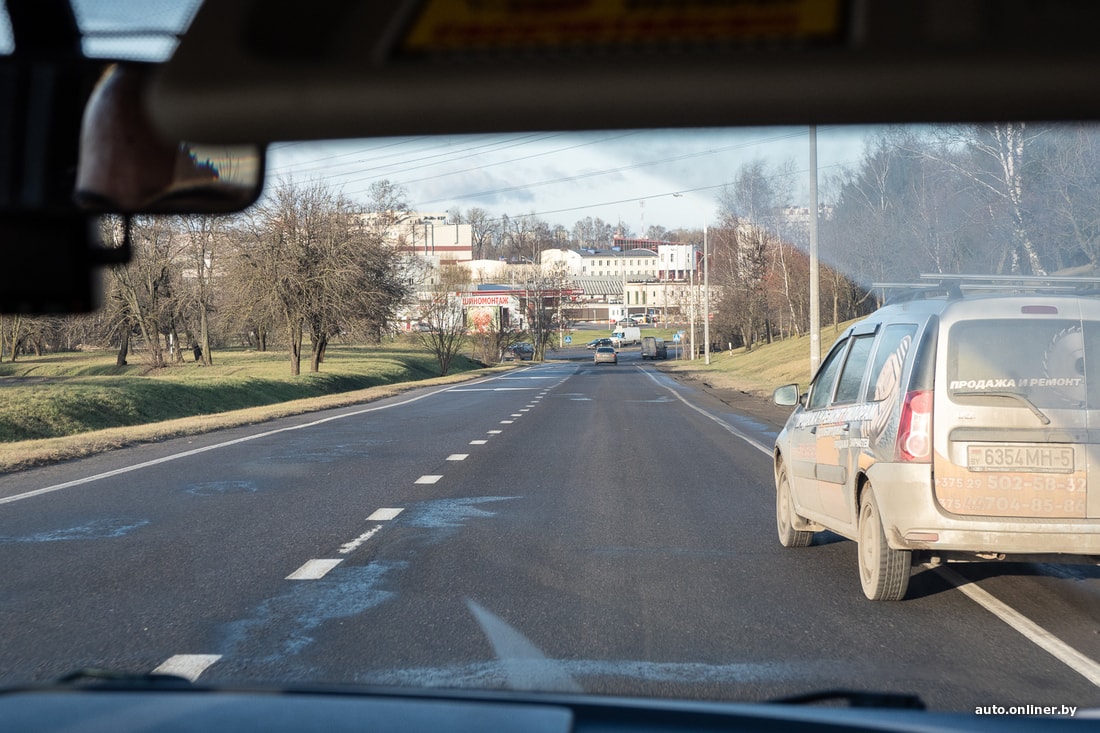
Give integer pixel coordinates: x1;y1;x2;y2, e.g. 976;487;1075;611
772;276;1100;601
594;346;617;365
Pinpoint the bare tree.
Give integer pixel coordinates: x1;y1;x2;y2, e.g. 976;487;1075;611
927;124;1046;274
464;208;500;260
415;265;468;375
234;179;411;375
179;215;227;365
106;216;182;369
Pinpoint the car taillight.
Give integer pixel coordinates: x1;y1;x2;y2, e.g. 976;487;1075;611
897;390;932;463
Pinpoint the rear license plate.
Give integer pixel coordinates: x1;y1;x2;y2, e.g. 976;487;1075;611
967;445;1074;473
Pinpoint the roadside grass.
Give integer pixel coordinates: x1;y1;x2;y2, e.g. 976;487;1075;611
0;341;501;470
0;324;855;472
655;320;856;397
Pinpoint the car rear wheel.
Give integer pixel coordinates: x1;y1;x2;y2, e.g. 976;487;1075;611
857;485;911;601
776;462;813;548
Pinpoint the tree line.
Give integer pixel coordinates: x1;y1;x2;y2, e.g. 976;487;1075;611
6;122;1100;366
705;122;1100;352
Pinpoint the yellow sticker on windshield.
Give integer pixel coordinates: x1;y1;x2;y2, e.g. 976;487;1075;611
403;0;843;52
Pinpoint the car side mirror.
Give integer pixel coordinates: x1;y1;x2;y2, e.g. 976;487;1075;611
773;383;800;407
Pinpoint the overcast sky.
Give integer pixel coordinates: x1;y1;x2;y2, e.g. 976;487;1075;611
265;125;874;233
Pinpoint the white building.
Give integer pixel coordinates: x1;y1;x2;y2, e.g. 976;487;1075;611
539;241;701;323
394;212;473;265
542;241;697;282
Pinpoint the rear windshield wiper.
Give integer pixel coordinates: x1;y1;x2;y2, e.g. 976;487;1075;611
953;390;1051;425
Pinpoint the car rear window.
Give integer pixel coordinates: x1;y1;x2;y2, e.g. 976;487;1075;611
947;318;1100;409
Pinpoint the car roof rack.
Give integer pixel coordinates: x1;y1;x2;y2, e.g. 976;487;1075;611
872;273;1100;304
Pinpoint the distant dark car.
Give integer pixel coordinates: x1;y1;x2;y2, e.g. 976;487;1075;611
586;337;613;350
594;346;617;365
503;343;534;361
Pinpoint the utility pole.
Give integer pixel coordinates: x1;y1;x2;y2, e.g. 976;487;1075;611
809;125;821;374
703;219;710;365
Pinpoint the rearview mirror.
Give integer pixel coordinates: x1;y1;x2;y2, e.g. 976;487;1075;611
76;63;264;215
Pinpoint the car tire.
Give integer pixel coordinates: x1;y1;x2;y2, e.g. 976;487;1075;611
857;485;911;601
776;462;813;548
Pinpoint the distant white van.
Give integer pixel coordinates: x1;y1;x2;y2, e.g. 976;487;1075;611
773;275;1100;600
611;326;641;347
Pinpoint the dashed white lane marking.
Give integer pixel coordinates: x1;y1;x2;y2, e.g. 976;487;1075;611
470;440;488;445
1;371;520;506
447;454;469;461
488;430;503;434
500;420;514;424
339;526;382;554
153;654;221;681
367;507;403;521
510;413;523;417
286;559;342;580
415;475;442;484
936;566;1100;688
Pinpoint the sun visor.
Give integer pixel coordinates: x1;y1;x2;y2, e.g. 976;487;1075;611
148;0;1100;143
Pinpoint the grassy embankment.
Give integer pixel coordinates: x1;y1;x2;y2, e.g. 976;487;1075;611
654;321;855;397
0;341;502;471
0;323;857;472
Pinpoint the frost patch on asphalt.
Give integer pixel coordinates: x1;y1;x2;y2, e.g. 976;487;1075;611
185;480;258;496
403;496;518;529
0;518;149;542
359;658;832;690
219;561;401;664
266;441;382;464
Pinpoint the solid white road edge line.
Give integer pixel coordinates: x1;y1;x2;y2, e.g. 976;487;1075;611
936;566;1100;688
0;370;524;506
640;367;771;455
643;364;1100;687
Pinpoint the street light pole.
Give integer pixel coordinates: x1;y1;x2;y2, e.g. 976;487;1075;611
689;268;695;361
703;219;710;365
809;125;821;373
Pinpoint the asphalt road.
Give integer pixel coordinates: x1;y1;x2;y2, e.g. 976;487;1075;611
1;349;1100;714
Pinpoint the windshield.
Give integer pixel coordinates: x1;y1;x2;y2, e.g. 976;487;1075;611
5;0;1100;723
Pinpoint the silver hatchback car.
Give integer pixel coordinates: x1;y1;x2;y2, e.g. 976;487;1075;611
594;346;618;365
773;276;1100;601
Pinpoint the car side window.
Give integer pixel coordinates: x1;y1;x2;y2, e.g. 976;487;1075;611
807;339;848;410
864;324;918;403
833;334;875;404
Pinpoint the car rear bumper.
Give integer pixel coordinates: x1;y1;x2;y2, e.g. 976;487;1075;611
868;463;1100;555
